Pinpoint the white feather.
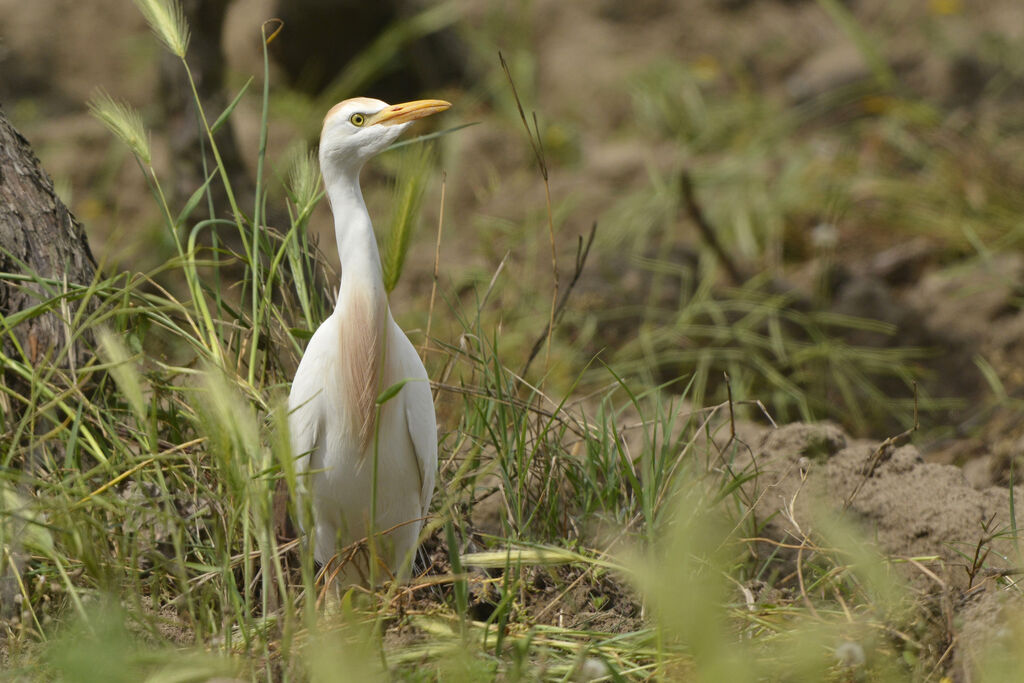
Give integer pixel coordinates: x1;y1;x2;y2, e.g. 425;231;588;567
289;314;437;580
287;96;447;585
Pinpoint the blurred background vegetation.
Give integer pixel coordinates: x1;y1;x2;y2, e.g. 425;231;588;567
5;0;1024;443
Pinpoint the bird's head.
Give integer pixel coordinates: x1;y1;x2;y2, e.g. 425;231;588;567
319;97;451;174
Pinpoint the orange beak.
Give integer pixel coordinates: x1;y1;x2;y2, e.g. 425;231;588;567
366;99;451;127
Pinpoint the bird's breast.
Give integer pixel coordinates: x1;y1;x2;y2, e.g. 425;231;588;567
334;289;387;454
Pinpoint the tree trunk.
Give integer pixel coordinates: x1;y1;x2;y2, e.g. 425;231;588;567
0;105;96;375
0;104;98;621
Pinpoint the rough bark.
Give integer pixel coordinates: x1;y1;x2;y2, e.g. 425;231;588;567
0;105;96;374
0;104;98;623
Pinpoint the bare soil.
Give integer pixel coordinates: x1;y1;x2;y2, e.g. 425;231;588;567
727;419;1024;677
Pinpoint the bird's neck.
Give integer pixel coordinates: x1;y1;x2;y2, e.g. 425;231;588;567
324;165;389;317
323;163;390;451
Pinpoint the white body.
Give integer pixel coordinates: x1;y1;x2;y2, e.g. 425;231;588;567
288;97;443;584
289;311;436;580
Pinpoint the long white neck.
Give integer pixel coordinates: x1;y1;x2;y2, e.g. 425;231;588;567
322;163;388;315
321;160;389;450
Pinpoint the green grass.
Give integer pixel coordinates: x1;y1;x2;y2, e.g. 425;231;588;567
5;0;1024;680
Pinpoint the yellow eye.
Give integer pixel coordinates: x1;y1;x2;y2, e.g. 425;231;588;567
350;113;365;127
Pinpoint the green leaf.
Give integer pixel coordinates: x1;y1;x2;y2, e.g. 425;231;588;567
376;378;412;405
211;76;253;134
175;170;217;227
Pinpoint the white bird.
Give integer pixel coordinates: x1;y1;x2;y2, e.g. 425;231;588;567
289;97;449;585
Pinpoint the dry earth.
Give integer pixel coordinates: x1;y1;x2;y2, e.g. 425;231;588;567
726;419;1024;678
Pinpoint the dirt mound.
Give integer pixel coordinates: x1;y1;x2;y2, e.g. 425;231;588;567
745;422;1021;588
733;421;1024;676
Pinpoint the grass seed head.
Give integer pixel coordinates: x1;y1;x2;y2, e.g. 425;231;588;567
132;0;190;58
87;91;152;165
287;148;322;222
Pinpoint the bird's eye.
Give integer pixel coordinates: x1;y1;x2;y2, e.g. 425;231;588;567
350;113;366;127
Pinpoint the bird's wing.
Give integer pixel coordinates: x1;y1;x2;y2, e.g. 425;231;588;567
288;317;334;532
389;322;438;516
405;378;438;516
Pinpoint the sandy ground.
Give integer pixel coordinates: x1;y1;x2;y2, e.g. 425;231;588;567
730;419;1024;677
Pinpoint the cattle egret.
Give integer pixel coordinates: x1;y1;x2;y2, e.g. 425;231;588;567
289;97;448;585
